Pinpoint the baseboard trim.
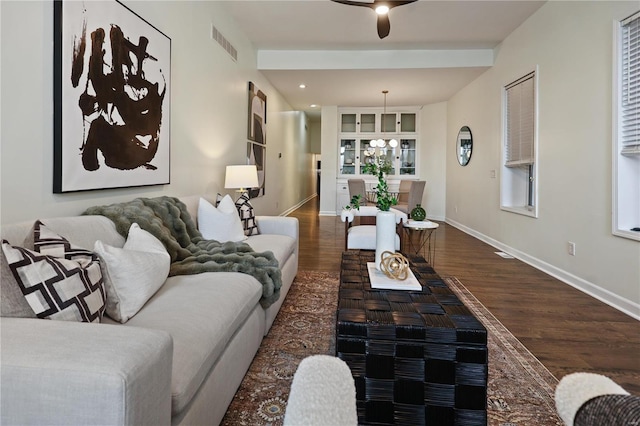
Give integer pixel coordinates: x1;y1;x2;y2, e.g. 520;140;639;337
282;194;317;217
445;218;640;321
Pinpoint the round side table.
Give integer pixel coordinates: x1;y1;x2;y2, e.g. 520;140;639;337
402;220;439;266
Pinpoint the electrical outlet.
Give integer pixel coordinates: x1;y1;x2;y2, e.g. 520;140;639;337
568;242;576;256
490;170;496;178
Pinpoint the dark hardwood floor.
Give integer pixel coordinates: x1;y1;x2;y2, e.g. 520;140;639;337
288;196;640;394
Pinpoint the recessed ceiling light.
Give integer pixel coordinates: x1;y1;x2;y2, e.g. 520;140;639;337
299;84;306;89
310;104;318;108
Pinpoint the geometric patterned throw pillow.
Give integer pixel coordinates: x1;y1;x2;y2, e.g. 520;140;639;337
234;192;259;236
1;220;106;322
214;193;224;207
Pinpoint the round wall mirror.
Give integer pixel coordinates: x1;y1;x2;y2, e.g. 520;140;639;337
456;126;473;166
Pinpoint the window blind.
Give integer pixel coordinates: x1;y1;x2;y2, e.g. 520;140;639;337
505;72;535;166
621;12;640;155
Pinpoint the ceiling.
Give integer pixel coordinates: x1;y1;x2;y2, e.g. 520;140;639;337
220;1;546;118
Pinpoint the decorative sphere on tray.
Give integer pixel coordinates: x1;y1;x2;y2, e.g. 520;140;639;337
380;251;410;280
410;204;426;221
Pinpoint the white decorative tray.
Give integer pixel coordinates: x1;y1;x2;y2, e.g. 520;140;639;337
367;262;422;291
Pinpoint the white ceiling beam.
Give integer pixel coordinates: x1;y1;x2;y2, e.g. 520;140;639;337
257;49;494;70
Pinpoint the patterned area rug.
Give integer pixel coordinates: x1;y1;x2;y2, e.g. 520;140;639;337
221;271;562;425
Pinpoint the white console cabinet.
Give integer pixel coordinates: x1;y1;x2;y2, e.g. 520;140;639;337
338;107;420;179
336;107;420;213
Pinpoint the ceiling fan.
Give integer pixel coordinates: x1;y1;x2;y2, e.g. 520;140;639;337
330;0;418;39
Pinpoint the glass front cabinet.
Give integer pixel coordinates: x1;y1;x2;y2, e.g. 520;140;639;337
338;107;420;178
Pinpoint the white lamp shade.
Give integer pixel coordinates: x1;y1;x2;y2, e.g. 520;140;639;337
225;165;259;190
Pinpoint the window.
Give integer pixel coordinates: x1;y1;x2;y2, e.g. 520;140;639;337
613;11;640;240
501;71;538;217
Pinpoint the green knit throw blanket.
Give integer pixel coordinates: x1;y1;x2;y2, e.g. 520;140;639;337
84;196;281;308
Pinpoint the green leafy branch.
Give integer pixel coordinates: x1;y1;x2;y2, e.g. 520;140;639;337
362;157;397;212
345;194;362;210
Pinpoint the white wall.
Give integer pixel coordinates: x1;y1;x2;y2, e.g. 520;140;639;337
319;106;339;215
420;103;447;221
0;0;314;224
309;120;321;154
446;1;640;316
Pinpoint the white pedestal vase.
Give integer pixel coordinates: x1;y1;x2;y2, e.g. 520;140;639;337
375;210;396;271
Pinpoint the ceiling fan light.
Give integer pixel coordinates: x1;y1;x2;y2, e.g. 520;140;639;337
375;5;389;15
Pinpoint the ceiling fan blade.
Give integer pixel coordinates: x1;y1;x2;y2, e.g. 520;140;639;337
377;14;390;39
330;0;416;39
384;0;418;9
330;0;375;9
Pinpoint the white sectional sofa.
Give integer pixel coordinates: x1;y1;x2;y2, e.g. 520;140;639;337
0;194;299;425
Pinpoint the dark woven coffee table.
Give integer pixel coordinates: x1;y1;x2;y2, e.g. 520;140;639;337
336;250;488;425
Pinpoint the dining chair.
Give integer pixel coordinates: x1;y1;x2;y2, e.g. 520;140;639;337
394;180;426;218
347;179;367;205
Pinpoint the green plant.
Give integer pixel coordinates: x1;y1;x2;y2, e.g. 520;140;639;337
344;194;362;210
362;157;397;212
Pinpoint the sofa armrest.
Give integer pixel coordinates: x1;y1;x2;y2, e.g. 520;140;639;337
256;216;299;243
1;318;173;426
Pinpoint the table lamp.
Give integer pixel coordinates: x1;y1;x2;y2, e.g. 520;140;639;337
225;165;259;194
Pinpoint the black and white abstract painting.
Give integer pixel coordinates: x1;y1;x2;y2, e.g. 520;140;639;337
247;81;266;197
54;0;171;193
247;81;266;144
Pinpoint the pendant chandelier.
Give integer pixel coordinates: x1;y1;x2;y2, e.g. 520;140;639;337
369;90;398;150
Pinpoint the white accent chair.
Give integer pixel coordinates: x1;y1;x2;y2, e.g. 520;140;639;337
284;355;357;425
340;206;407;251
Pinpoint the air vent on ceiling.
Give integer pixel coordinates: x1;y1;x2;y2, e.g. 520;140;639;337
211;23;237;62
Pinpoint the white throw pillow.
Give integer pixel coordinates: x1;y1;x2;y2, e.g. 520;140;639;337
94;223;170;323
198;196;247;242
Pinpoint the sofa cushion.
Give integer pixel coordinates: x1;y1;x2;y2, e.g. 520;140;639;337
245;234;296;266
0;249;36;318
198;196;247;243
117;271;263;415
1;216;125;252
1;221;106;322
95;223;170;323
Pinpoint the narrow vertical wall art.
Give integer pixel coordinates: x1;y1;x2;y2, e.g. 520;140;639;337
247;82;266;197
53;0;171;193
247;142;266;198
